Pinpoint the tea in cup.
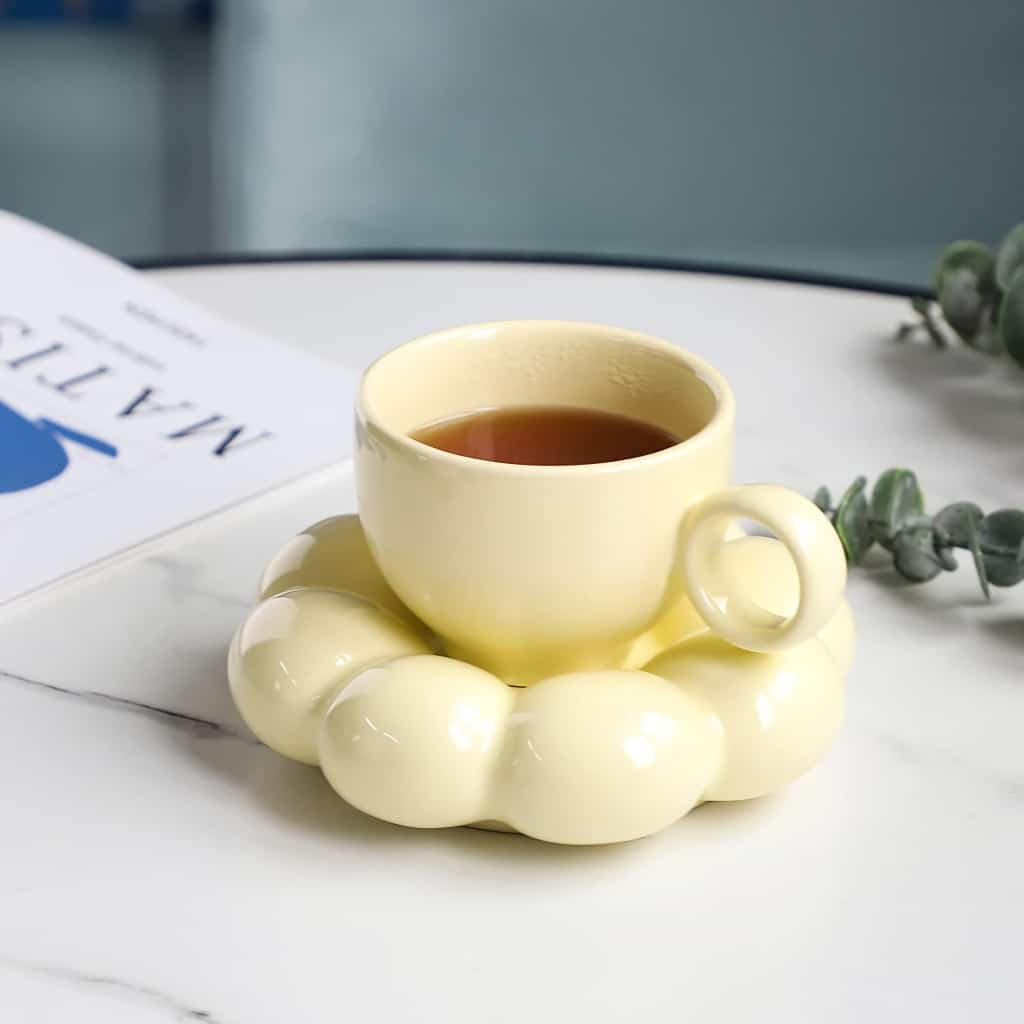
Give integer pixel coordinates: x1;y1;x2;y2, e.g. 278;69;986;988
356;320;845;683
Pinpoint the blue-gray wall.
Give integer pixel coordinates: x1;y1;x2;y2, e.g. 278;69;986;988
0;21;210;259
215;0;1023;283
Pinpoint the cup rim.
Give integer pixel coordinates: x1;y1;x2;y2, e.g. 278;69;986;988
357;320;736;475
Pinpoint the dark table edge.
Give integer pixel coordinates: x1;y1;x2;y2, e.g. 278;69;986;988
132;249;930;299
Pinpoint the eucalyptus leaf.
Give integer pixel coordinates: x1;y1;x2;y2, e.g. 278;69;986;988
893;526;945;583
995;223;1024;292
980;508;1024;586
870;469;925;550
980;509;1024;557
939;269;987;342
818;465;1023;601
981;553;1024;588
997;266;1024;369
834;476;873;565
933;502;984;548
970;301;1003;355
934;241;997;343
935;545;958;572
900;513;934;531
933;240;997;295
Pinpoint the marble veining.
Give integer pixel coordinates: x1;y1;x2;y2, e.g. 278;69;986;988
0;956;220;1022
142;554;253;612
0;667;254;743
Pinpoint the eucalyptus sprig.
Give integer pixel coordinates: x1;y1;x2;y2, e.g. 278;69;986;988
897;223;1024;366
814;469;1024;597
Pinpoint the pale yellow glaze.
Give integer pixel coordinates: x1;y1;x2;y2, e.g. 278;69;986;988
259;514;423;629
228;526;853;844
227;321;854;844
321;655;514;828
706;535;856;675
646;636;843;801
495;670;723;844
228;589;431;764
682;484;848;652
357;321;846;681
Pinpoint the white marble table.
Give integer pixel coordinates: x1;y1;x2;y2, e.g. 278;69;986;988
2;260;1020;1022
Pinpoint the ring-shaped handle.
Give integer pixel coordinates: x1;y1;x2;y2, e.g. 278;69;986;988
682;485;847;652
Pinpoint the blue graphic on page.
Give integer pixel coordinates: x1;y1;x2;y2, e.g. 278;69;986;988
0;398;118;493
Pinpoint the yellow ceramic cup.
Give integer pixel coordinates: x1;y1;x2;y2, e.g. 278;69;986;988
357;321;845;683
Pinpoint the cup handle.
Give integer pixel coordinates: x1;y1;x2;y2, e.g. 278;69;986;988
681;484;847;652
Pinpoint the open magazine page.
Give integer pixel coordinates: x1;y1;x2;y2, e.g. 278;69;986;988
0;212;354;605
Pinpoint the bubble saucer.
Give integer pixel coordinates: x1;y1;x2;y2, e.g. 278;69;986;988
228;514;854;846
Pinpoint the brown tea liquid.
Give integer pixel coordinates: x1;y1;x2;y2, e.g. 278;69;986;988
410;406;682;466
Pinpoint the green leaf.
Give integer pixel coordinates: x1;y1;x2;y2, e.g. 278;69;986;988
813;486;832;513
978;508;1024;585
900;513;934;531
834;476;873;565
997;266;1024;369
870;469;925;550
935;544;958;572
980;509;1024;554
995;223;1024;292
969;301;1002;355
892;526;944;583
940;270;986;341
981;553;1024;588
933;240;996;294
933;502;985;548
934;241;997;343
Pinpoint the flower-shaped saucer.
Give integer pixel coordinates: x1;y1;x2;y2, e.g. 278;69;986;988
228;515;853;845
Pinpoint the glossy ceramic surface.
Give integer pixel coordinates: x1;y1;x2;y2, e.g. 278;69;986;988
356;321;847;681
229;514;853;845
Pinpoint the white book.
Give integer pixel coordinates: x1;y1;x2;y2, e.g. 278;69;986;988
0;212;355;605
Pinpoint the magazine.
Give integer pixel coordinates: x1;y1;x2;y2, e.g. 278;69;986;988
0;212;355;605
